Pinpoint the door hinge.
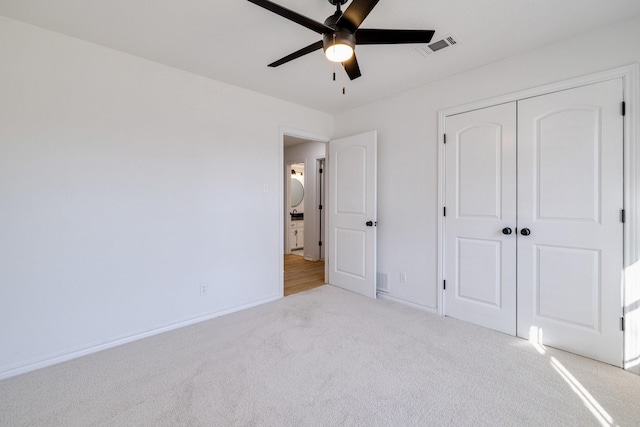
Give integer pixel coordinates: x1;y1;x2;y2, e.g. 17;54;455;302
622;101;626;116
319;241;323;247
319;168;323;173
621;316;625;331
443;206;446;217
443;134;447;144
319;204;323;210
621;209;626;223
443;280;446;290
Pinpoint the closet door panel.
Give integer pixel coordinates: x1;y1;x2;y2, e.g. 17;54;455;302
444;102;517;335
517;79;624;367
536;109;600;221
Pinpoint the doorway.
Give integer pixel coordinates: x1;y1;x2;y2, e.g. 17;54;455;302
280;129;379;299
283;133;327;295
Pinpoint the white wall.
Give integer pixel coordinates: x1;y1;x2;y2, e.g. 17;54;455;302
2;11;640;379
284;141;326;260
334;15;640;315
0;16;332;378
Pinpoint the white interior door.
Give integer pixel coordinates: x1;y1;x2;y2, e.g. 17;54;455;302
444;103;517;335
517;79;624;366
328;131;377;298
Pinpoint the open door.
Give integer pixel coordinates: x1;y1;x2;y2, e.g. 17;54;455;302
328;131;377;298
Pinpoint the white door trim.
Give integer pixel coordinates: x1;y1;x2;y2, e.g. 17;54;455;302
315;157;326;261
437;64;639;371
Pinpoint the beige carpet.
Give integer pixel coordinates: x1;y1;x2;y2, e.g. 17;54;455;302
1;285;639;426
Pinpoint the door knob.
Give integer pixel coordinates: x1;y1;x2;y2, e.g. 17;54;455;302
366;221;373;227
521;228;531;236
502;227;513;235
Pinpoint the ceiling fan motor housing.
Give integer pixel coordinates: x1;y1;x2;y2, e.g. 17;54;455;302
322;29;355;52
322;12;356;52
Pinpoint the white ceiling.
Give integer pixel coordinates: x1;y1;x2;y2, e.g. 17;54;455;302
284;135;324;148
1;0;640;113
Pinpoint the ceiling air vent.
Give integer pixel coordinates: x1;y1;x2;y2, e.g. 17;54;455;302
416;34;459;57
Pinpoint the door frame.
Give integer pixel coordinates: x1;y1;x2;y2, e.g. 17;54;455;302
316;157;326;261
437;64;639;371
279;127;330;297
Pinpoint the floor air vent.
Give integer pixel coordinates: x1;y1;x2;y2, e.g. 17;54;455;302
416;34;459;56
377;272;389;292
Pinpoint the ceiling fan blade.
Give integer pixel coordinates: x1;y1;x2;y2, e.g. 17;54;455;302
342;54;362;80
337;0;380;32
356;29;435;45
268;40;324;67
247;0;334;34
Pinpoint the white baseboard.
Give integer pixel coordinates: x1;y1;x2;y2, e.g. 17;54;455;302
0;295;281;380
377;292;438;314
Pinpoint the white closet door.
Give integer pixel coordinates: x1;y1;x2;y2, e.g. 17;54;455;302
517;79;624;366
444;103;517;335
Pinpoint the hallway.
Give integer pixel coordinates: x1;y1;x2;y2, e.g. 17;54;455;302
284;254;325;296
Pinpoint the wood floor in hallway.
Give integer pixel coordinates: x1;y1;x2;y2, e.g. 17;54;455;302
284;254;325;296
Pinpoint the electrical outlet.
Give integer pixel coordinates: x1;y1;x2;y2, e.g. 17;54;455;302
400;272;408;283
199;284;208;296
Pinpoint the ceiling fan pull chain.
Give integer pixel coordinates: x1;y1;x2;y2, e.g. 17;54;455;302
332;34;337;81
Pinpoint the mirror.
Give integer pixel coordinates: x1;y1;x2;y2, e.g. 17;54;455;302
291;178;304;207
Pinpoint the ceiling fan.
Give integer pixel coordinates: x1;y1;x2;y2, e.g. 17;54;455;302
247;0;435;80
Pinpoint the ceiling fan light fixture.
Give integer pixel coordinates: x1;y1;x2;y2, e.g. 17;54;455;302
325;43;354;62
323;30;355;63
